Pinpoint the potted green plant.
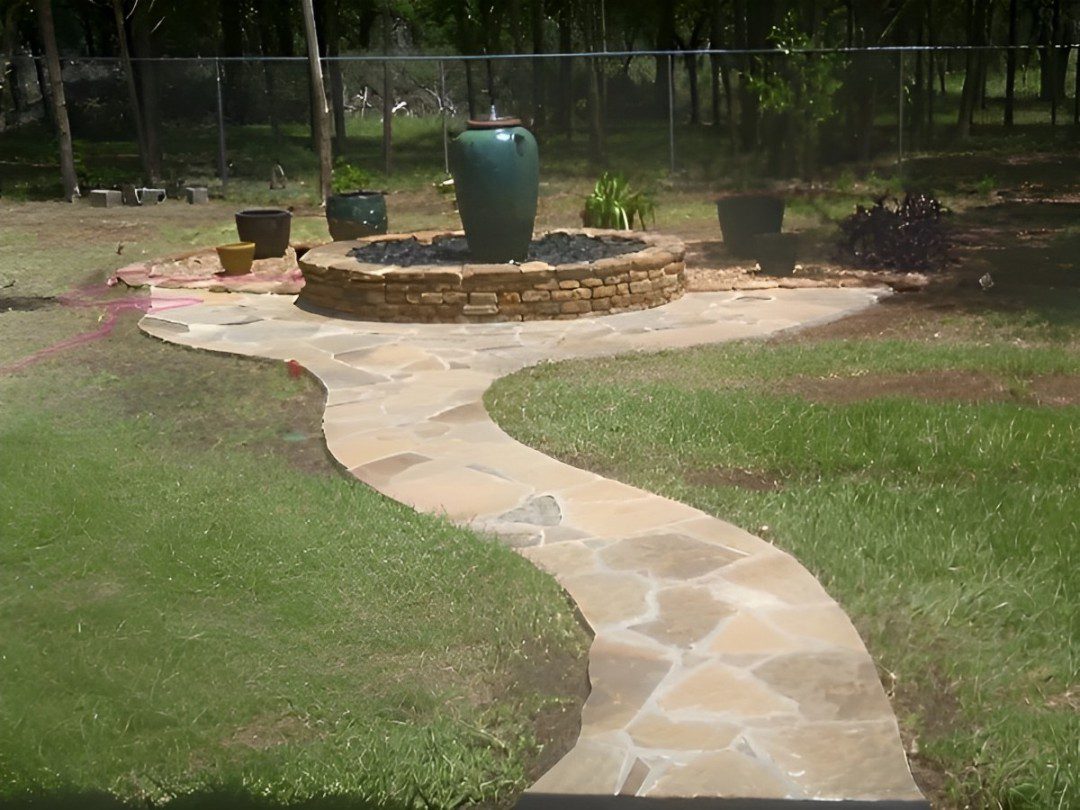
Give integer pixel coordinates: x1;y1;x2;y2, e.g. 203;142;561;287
325;159;387;241
581;172;655;230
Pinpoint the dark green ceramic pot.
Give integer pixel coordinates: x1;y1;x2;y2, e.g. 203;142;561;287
450;118;539;263
326;191;388;241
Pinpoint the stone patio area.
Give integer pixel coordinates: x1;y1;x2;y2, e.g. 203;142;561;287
139;286;927;807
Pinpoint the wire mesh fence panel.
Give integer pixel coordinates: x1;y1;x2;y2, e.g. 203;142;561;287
1;47;1076;198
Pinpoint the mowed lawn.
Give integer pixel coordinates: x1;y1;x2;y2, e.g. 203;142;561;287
487;335;1079;808
0;211;588;807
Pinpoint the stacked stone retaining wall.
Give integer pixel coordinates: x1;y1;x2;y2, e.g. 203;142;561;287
298;229;685;322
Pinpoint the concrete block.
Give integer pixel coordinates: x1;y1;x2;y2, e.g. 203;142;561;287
89;189;121;208
184;186;209;204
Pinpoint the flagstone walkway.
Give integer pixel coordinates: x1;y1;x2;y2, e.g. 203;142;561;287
140;287;927;807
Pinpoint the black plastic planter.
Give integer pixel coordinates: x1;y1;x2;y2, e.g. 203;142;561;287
715;194;785;258
235;208;292;259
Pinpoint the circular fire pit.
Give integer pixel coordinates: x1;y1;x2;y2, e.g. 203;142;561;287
298;228;685;323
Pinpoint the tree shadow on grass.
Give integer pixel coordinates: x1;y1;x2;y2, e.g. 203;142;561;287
0;791;413;810
946;200;1079;326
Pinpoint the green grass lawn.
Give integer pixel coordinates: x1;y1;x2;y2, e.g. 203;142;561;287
486;336;1079;808
3;115;1078;808
0;223;588;805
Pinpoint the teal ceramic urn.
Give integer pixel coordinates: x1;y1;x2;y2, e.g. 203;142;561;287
450;116;539;263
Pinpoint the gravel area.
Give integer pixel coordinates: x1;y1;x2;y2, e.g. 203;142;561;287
347;232;645;266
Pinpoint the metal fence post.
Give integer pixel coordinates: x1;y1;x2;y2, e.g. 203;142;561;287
215;58;228;186
668;53;675;175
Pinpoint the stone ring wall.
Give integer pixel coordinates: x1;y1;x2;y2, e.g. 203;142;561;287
298;228;685;322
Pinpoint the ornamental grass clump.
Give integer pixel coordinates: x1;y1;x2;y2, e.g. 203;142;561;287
837;192;951;271
582;172;656;230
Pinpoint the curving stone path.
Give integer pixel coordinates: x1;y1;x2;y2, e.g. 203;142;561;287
139;287;927;807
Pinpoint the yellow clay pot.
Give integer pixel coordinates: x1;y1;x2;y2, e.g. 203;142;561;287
215;242;256;276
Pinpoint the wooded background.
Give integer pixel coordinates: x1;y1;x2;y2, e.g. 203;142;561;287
1;1;1078;198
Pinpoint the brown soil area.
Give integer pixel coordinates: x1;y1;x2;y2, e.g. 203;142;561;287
684;238;930;293
774;370;1080;407
685;466;785;491
1;296;57;312
772;198;1079;348
510;637;590;785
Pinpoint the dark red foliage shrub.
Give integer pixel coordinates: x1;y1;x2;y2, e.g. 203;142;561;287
837;193;951;271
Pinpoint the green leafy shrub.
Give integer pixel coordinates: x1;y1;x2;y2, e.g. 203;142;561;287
332;158;375;194
581;172;655;230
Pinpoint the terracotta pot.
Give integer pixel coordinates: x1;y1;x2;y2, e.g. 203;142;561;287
715;194;785;258
450;117;539;262
752;232;799;276
235;208;292;259
326;191;388;241
216;242;256;275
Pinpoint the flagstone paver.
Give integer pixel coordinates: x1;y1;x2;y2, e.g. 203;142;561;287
139;286;927;806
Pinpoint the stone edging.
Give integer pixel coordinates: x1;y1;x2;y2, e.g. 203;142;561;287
298;228;685;322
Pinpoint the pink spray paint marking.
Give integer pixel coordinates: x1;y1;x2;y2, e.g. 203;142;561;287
1;284;204;375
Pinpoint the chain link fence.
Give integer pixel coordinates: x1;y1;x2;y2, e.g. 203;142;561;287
1;47;1077;196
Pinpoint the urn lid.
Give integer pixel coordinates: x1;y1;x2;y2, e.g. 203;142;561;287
466;117;522;130
466;104;522;129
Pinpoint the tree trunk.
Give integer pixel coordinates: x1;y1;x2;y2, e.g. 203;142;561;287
709;1;721;128
109;0;150;180
130;3;162;182
218;0;245;122
956;0;985;140
654;3;675;115
582;6;604;164
926;0;934;138
33;45;51;129
380;2;391;174
76;1;98;55
734;0;753;149
35;0;78;200
530;0;544;125
256;7;280;136
1;2;24;133
912;13;925;144
556;4;572;137
325;0;346;155
737;0;771;152
1074;44;1080;125
1004;0;1017;125
684;49;700;125
301;0;332;200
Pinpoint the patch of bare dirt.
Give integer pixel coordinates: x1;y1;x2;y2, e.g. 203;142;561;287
772;370;1079;407
0;296;56;312
887;662;966;810
1043;687;1079;713
1029;374;1080;407
509;635;590;784
223;713;318;751
780;370;1012;405
685;466;785;491
684;239;930;293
